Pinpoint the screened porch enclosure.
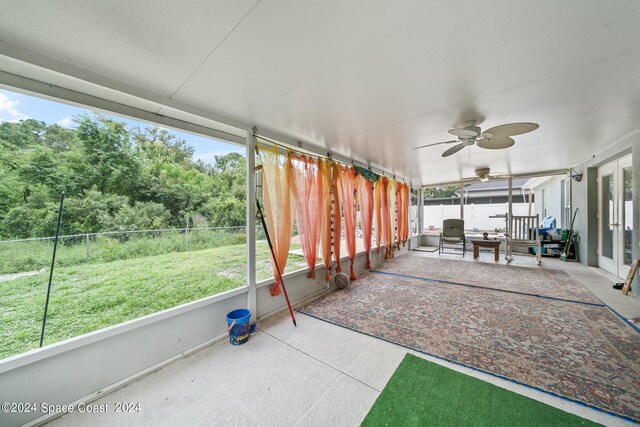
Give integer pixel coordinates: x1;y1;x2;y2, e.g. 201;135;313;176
1;1;640;426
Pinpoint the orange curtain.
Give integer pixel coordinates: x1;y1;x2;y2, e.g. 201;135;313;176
391;179;399;258
401;184;410;244
258;147;296;297
357;175;374;269
396;183;404;249
319;159;332;282
292;154;322;279
374;180;382;253
330;161;342;272
380;177;394;259
339;165;358;280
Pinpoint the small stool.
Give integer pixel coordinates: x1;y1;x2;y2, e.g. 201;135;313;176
471;239;501;262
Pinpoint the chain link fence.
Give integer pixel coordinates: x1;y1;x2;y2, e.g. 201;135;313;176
0;226;250;275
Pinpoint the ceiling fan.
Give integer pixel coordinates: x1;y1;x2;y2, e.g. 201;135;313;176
464;167;509;183
414;120;539;157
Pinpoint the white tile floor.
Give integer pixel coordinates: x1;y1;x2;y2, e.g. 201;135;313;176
46;252;639;427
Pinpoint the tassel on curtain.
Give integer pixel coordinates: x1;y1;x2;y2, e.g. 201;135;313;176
292;154;322;279
258;146;296;296
339;165;358;280
330;161;343;272
319;159;332;282
357;174;374;269
374;180;382;253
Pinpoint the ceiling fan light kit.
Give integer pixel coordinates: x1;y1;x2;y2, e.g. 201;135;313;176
475;168;491;182
415;120;539;157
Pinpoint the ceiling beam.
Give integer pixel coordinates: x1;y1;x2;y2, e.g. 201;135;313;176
422;169;569;188
0;40;246;136
0;70;246;146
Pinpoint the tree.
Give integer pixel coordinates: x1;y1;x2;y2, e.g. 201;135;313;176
61;188;130;234
207;153;246;226
75;114;141;196
424;186;458;199
203;196;245;227
2;202;59;238
0;119;48;148
0;114;248;237
18;146;63;194
146;163;214;221
110;201;171;231
133;126;194;165
42;124;80;152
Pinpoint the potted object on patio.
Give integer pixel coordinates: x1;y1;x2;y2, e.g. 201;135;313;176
226;308;251;345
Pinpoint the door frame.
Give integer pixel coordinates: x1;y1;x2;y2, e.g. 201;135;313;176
619;155;632;279
598;155;632;278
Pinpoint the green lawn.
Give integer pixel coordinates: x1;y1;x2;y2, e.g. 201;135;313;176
0;228;250;275
0;242;305;360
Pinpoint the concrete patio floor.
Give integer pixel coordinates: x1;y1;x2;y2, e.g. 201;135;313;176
46;252;638;427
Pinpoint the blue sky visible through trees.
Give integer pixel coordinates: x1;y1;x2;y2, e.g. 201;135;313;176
0;88;244;162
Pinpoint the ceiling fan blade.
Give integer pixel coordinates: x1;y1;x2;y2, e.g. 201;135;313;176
484;122;539;137
413;139;458;150
448;128;479;138
477;136;515;149
442;143;465;157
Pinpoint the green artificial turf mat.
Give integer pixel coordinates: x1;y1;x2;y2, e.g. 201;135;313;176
361;354;600;426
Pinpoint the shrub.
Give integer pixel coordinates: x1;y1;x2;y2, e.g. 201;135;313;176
97;237;123;262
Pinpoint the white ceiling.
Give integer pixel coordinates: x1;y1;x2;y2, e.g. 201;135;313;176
0;0;638;185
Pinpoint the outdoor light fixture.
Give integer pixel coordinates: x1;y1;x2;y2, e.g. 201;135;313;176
569;168;583;182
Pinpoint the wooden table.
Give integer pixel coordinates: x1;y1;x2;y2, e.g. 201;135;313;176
471;239;501;261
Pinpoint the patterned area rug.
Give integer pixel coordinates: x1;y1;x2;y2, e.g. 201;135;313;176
373;254;601;304
299;268;640;421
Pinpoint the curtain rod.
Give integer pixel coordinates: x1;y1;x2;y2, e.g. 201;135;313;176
253;132;410;185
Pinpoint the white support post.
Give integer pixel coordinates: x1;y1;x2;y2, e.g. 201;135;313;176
508;176;513;220
569;175;573;226
460;183;465;220
246;129;257;321
418;187;424;238
507;176;513;260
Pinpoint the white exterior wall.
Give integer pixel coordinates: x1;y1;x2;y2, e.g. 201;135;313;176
534;177;564;225
424;203;536;231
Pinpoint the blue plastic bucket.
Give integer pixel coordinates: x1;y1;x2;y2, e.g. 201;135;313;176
226;309;251;345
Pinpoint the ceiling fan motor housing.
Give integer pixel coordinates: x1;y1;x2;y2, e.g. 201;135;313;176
419;119;539;157
475;167;491;177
